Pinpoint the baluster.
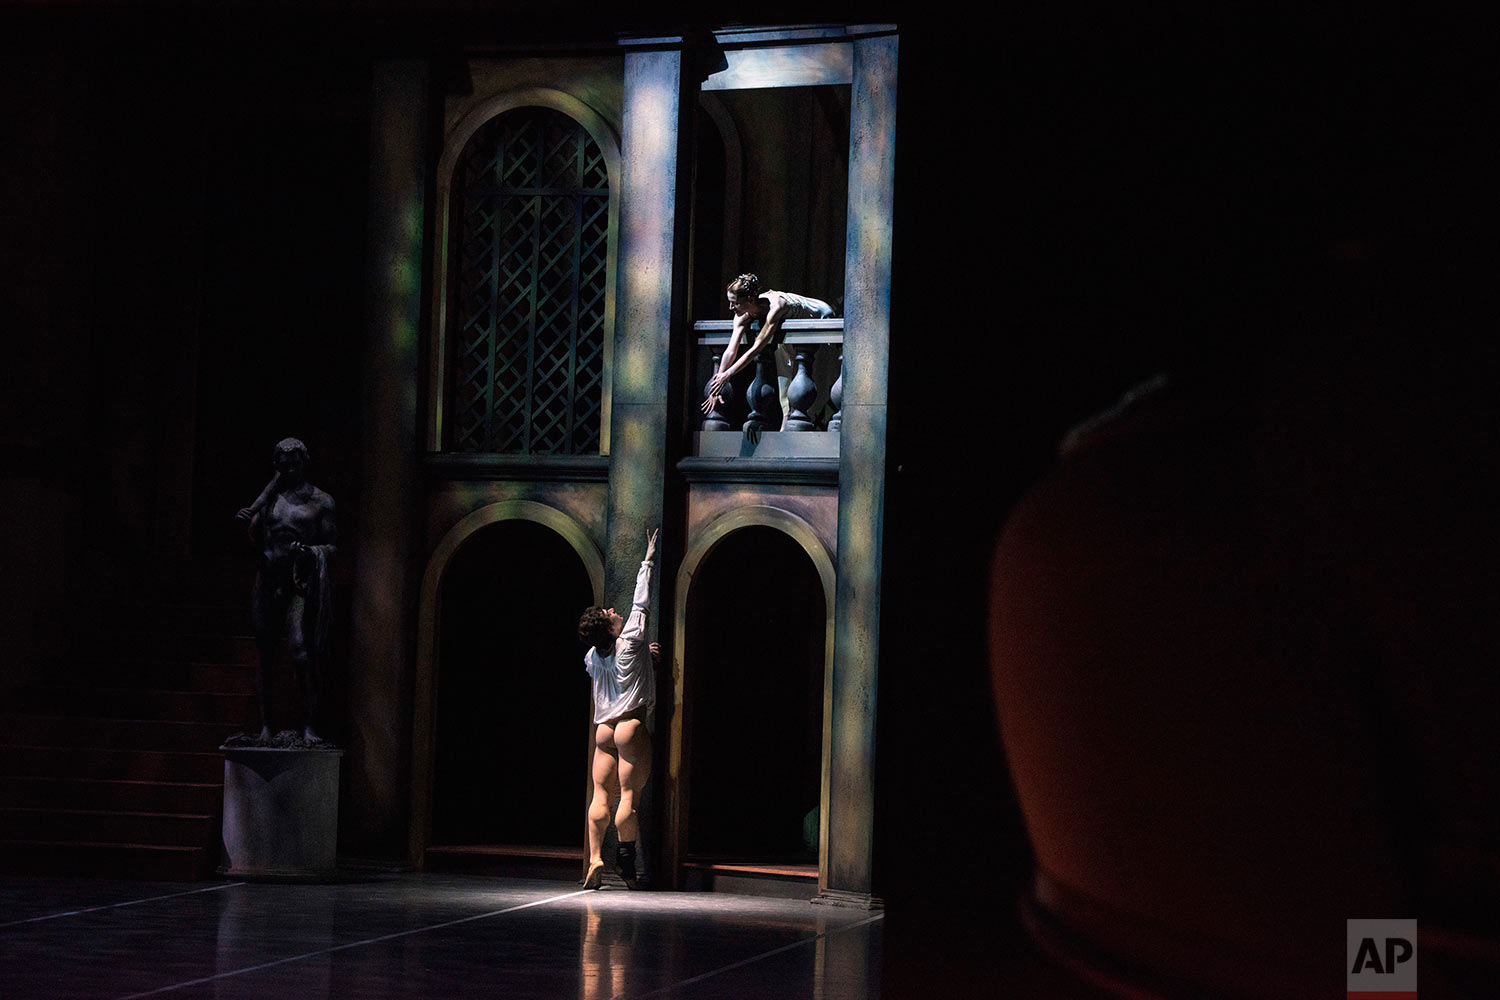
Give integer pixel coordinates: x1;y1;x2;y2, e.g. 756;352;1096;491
701;350;731;431
744;351;782;434
826;352;844;432
784;348;818;431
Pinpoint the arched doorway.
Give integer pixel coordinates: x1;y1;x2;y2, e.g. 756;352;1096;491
684;525;827;865
430;518;594;849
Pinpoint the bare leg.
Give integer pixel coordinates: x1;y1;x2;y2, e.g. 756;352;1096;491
586;724;619;888
776;344;793;430
286;595;322;743
253;635;277;742
612;718;653;842
250;572;279;742
612;717;652;888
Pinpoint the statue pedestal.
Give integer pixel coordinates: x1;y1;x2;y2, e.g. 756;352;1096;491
220;746;344;880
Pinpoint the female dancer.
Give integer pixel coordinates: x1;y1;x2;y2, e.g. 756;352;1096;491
702;273;836;429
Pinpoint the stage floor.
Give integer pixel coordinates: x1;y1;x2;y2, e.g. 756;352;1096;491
0;872;883;999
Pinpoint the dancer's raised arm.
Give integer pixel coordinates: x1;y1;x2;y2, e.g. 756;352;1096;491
621;527;658;643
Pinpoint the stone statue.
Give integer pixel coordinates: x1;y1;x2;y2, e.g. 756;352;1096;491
234;437;337;745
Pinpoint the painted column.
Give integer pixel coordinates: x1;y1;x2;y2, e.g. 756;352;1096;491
608;37;698;883
821;32;898;907
347;59;427;864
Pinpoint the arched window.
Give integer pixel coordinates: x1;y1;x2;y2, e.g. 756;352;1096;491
448;107;608;454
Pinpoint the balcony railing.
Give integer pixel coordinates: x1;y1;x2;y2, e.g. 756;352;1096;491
692;318;843;459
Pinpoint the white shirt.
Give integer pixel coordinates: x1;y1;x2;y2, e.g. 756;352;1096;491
584;558;655;728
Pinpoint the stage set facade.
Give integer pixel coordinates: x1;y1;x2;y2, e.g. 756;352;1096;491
9;7;1500;997
361;24;900;906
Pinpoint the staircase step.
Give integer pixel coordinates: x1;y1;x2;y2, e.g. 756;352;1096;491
0;745;225;783
2;715;242;752
681;861;819;900
0;840;215;881
137;557;259;598
75;631;258;666
1;806;216;847
15;688;256;726
58;660;258;694
7;557;273;883
103;603;254;634
0;775;222;813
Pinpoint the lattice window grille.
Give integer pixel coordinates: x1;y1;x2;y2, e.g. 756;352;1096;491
450;107;608;454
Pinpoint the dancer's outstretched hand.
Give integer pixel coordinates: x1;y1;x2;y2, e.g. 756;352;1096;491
645;527;659;561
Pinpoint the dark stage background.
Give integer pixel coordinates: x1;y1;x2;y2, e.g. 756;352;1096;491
2;5;1492;997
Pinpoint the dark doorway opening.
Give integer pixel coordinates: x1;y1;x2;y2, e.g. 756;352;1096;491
685;525;826;863
690;85;849;321
432;518;593;848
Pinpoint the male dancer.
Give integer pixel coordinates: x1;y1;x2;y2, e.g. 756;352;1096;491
576;529;660;888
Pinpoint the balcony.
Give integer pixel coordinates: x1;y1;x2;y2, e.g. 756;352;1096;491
692;317;843;462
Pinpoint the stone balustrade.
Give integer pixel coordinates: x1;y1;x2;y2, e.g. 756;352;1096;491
694;318;845;437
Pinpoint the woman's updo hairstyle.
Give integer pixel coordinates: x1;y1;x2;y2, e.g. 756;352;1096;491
727;273;761;298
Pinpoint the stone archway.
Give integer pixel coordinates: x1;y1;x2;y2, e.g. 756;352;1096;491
409;500;604;866
667;505;836;890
